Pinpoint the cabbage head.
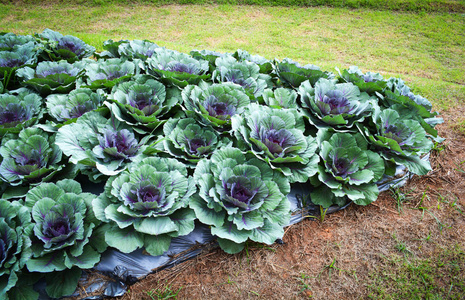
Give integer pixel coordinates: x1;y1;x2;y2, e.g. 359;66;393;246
0;127;63;186
0;32;36;51
0;42;38;89
233;49;273;74
36;29;95;63
0;91;43;136
46;88;106;123
213;55;271;99
0;199;34;300
160;117;232;166
16;60;86;96
310;129;385;208
362;107;433;175
191;147;291;254
232;103;319;183
299;78;374;130
146;49;210;87
118;39;160;61
274;58;333;88
24;179;106;298
106;75;181;130
337;66;386;96
261;87;298;109
182;81;250;130
93;157;196;256
84;58;137;90
55;111;147;181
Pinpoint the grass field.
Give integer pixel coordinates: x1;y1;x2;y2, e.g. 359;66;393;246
2;2;465;299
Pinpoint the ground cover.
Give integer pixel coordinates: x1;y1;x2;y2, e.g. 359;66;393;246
1;3;464;299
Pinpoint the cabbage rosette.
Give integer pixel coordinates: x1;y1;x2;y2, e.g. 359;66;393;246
55;111;147;181
232;103;319;183
146;49;210;87
190;147;291;254
36;29;95;63
24;179;106;298
212;55;271;99
84;58;137;90
0;199;34;300
337;66;387;96
299;78;374;130
362;107;433;175
46;88;106;123
0;91;43;136
0;33;36;51
182;81;250;129
92;157;196;256
16;60;86;96
274;58;333;88
160;117;232;166
261;87;298;109
233;49;274;75
0;42;38;89
117;39;160;61
106;75;181;130
310;129;385;208
0;127;63;187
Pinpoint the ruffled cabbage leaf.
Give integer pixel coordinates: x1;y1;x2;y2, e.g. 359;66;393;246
16;60;86;96
24;179;106;298
0;127;64;187
232;103;319;183
191;147;291;254
310;129;385;208
274;58;334;88
146;49;210;87
46;88;106;123
0;199;35;300
0;90;43;136
182;81;250;130
55;111;148;181
106;75;181;131
83;58;137;90
93;157;196;256
299;78;374;131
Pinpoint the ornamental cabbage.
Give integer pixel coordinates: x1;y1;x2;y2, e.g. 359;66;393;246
0;127;63;186
146;49;210;87
16;60;86;96
232;103;319;183
299;78;374;130
337;66;387;96
46;88;106;123
362;107;433;175
0;42;38;89
190;49;224;72
36;29;95;63
0;91;43;136
261;87;298;109
310;129;385;208
213;55;271;99
233;49;273;75
55;111;147;181
84;58;137;90
182;81;250;129
24;179;106;298
106;75;181;130
118;39;160;61
191;147;291;254
0;199;33;300
92;157;196;256
274;58;333;88
160;117;232;166
0;33;36;51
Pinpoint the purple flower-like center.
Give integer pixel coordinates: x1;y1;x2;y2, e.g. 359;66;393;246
229;182;253;204
99;129;139;158
58;40;84;56
188;137;207;154
332;158;350;176
203;96;236;119
0;103;28;125
68;103;94;119
134;185;163;204
318;90;353;115
383;124;404;144
44;217;71;238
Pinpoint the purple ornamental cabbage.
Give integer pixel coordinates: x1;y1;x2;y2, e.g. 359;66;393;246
0;91;43;136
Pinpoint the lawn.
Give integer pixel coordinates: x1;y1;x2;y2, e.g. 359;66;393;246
1;2;465;299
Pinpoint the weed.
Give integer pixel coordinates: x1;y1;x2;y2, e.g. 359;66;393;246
146;284;181;300
297;273;313;298
390;187;413;213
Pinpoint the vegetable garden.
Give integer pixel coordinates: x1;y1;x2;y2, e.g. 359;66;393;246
0;29;443;299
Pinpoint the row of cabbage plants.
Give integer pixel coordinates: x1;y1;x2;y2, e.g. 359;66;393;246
0;29;442;299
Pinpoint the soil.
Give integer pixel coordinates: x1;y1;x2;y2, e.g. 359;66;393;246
110;111;465;300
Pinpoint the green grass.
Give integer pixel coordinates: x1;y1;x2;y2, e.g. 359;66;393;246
367;244;465;299
4;0;465;13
